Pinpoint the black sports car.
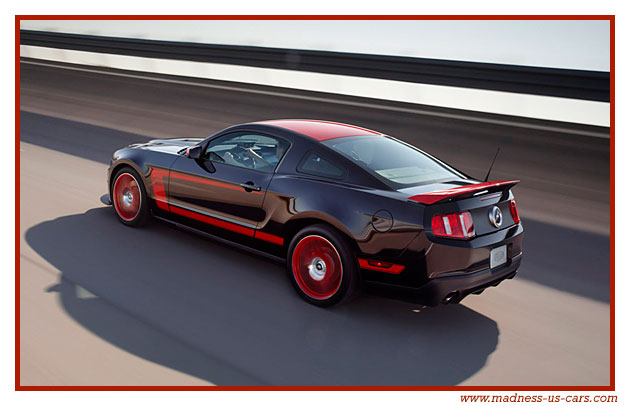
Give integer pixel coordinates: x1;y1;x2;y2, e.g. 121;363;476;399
107;120;523;307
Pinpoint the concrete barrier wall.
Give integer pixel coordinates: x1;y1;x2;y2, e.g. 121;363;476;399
19;20;611;128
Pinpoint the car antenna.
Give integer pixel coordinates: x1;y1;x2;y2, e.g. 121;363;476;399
483;147;501;182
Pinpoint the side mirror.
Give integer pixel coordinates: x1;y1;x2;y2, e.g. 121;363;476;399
185;145;203;160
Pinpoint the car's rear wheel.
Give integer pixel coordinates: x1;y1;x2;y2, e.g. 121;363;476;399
287;224;359;307
111;167;149;227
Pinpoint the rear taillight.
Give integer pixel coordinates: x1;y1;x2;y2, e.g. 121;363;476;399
431;211;475;239
510;199;520;224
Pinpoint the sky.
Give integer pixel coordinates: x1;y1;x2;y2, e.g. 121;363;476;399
21;20;610;71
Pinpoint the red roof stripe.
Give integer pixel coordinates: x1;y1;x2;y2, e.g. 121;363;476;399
257;119;381;141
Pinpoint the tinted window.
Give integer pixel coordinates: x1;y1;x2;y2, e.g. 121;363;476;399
323;136;465;187
297;152;345;180
205;132;290;173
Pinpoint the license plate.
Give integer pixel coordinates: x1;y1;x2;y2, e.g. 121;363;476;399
490;245;507;268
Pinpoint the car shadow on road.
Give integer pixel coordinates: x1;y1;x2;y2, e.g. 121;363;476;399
25;207;499;386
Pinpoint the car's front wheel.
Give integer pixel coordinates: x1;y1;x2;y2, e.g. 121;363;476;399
287;224;359;307
111;167;149;227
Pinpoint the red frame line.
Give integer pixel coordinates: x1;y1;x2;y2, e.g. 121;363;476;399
16;15;614;20
15;14;615;391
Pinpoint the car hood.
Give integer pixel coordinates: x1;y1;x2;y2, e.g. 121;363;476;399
128;138;204;154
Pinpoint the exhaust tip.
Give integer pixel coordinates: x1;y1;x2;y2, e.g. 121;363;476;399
442;291;460;304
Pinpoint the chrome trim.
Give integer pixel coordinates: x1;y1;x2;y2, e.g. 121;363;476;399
168;201;257;229
488;206;503;228
479;192;502;201
240;182;262;192
443;216;452;235
122;189;134;206
308;257;327;281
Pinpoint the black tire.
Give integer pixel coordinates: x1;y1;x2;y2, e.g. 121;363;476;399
110;167;150;227
286;224;359;307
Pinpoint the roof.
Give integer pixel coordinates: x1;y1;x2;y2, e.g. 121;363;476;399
257;119;381;141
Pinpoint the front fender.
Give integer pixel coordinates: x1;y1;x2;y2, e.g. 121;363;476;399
107;147;180;202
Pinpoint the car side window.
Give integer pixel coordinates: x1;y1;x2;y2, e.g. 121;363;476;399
297;151;346;180
204;132;290;174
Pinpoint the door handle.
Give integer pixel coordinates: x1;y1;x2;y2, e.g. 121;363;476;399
240;182;261;192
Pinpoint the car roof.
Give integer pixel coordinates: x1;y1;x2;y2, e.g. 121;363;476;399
255;119;382;142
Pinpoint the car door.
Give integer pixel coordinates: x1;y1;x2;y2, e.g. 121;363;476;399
167;131;290;237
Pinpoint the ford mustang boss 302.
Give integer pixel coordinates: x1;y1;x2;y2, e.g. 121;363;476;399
107;120;523;307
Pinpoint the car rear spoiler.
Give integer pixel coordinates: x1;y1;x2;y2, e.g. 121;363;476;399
408;180;520;205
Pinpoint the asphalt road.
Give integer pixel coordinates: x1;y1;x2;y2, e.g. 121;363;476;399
19;61;611;386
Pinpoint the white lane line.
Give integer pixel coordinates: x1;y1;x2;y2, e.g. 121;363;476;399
21;59;609;139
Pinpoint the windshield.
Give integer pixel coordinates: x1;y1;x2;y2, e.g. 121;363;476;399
323;136;466;187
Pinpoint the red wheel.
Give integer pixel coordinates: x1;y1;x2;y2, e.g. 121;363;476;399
113;173;141;221
292;235;343;300
287;225;359;306
110;168;149;226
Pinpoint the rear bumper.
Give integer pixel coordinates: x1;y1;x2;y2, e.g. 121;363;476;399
364;253;522;306
415;253;521;305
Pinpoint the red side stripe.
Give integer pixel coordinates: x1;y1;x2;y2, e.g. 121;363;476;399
149;167;280;240
169;171;241;192
169;205;255;237
358;258;405;274
149;167;170;210
255;231;284;246
169;171;263;195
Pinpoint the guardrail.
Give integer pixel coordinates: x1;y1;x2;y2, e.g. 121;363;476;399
20;29;610;102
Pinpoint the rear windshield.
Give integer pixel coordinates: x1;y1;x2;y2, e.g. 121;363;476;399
323;136;466;187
